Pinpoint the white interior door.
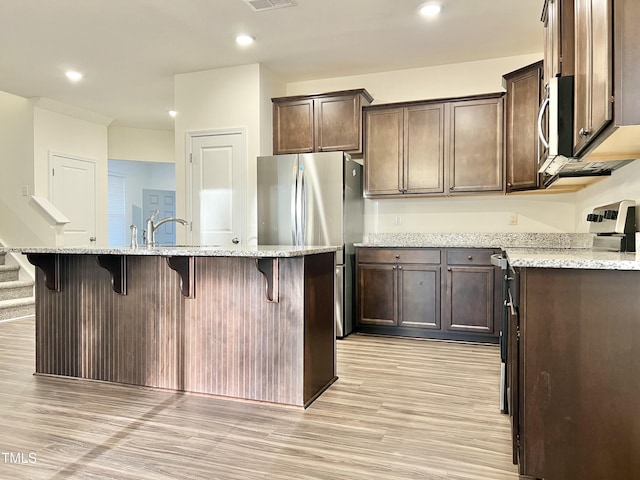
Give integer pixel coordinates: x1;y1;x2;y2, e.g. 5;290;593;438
50;153;96;246
189;131;245;246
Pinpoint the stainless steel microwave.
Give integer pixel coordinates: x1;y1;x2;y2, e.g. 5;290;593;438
537;75;574;176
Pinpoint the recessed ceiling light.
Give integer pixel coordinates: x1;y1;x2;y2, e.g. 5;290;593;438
418;2;442;17
65;70;83;82
168;110;177;118
235;34;255;46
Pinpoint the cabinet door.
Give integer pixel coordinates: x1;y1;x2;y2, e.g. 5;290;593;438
574;0;613;155
542;0;575;86
273;99;314;154
542;0;560;86
448;98;504;194
404;104;445;194
504;62;543;192
397;264;441;329
364;108;403;195
357;264;396;326
315;94;362;153
443;266;496;335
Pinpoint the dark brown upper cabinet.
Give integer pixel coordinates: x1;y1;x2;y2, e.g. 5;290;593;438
272;89;373;155
573;0;613;155
503;61;544;193
364;103;445;196
447;96;504;194
364;93;504;198
571;0;640;162
541;0;575;86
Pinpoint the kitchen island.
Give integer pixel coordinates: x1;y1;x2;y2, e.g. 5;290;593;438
9;245;339;408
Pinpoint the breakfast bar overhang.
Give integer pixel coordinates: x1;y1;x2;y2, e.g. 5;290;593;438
13;245;339;408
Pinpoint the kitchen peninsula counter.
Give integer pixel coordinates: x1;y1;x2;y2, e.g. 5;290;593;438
9;244;339;408
505;247;640;270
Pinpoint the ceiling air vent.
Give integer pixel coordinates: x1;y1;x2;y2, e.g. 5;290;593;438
242;0;297;12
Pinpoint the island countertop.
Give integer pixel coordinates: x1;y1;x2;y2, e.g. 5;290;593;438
4;244;341;258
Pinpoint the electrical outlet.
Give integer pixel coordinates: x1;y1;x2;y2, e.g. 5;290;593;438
22;185;29;196
394;215;402;226
508;213;518;225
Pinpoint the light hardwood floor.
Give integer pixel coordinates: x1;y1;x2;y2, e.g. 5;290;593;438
0;317;518;480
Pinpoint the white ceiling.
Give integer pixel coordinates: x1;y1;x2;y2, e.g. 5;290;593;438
0;0;543;130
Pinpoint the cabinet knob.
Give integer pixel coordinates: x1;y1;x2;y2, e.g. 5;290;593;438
398;266;402;270
579;128;591;138
467;255;473;260
395;255;400;259
392;266;397;270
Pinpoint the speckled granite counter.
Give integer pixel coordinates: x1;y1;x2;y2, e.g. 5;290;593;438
357;232;594;249
6;244;340;258
356;233;640;270
505;248;640;270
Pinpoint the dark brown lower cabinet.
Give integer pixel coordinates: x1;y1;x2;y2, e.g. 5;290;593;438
443;249;501;335
357;248;440;330
356;247;499;342
358;263;396;326
512;267;640;480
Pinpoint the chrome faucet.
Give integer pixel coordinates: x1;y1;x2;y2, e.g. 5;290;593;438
145;210;189;246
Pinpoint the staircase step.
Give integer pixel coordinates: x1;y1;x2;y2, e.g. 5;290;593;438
0;280;34;301
0;297;35;321
0;265;20;282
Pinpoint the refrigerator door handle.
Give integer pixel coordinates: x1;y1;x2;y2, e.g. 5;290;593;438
297;166;306;245
290;163;298;244
296;165;306;245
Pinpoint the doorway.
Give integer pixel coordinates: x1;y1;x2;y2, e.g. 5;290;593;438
107;160;176;246
188;129;246;246
49;153;96;246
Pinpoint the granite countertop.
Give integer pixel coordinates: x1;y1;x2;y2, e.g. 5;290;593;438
356;232;595;249
4;245;341;258
505;248;640;271
357;233;640;271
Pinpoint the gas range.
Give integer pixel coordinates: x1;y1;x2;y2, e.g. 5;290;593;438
586;200;637;252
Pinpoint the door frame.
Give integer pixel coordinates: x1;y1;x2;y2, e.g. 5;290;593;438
185;128;248;245
48;150;97;243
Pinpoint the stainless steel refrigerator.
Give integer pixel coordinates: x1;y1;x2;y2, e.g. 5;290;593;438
257;151;363;338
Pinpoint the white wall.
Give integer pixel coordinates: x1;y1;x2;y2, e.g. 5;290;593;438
286;54;544;103
174;63;285;245
286;53;582;234
33;106;109;245
260;66;286;156
574;160;640;231
108;125;174;163
0;91;47;247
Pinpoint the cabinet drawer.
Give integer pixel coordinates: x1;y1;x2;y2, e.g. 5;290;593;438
358;248;441;264
446;249;496;266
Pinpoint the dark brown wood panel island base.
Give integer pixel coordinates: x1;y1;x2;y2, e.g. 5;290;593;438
18;246;338;408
